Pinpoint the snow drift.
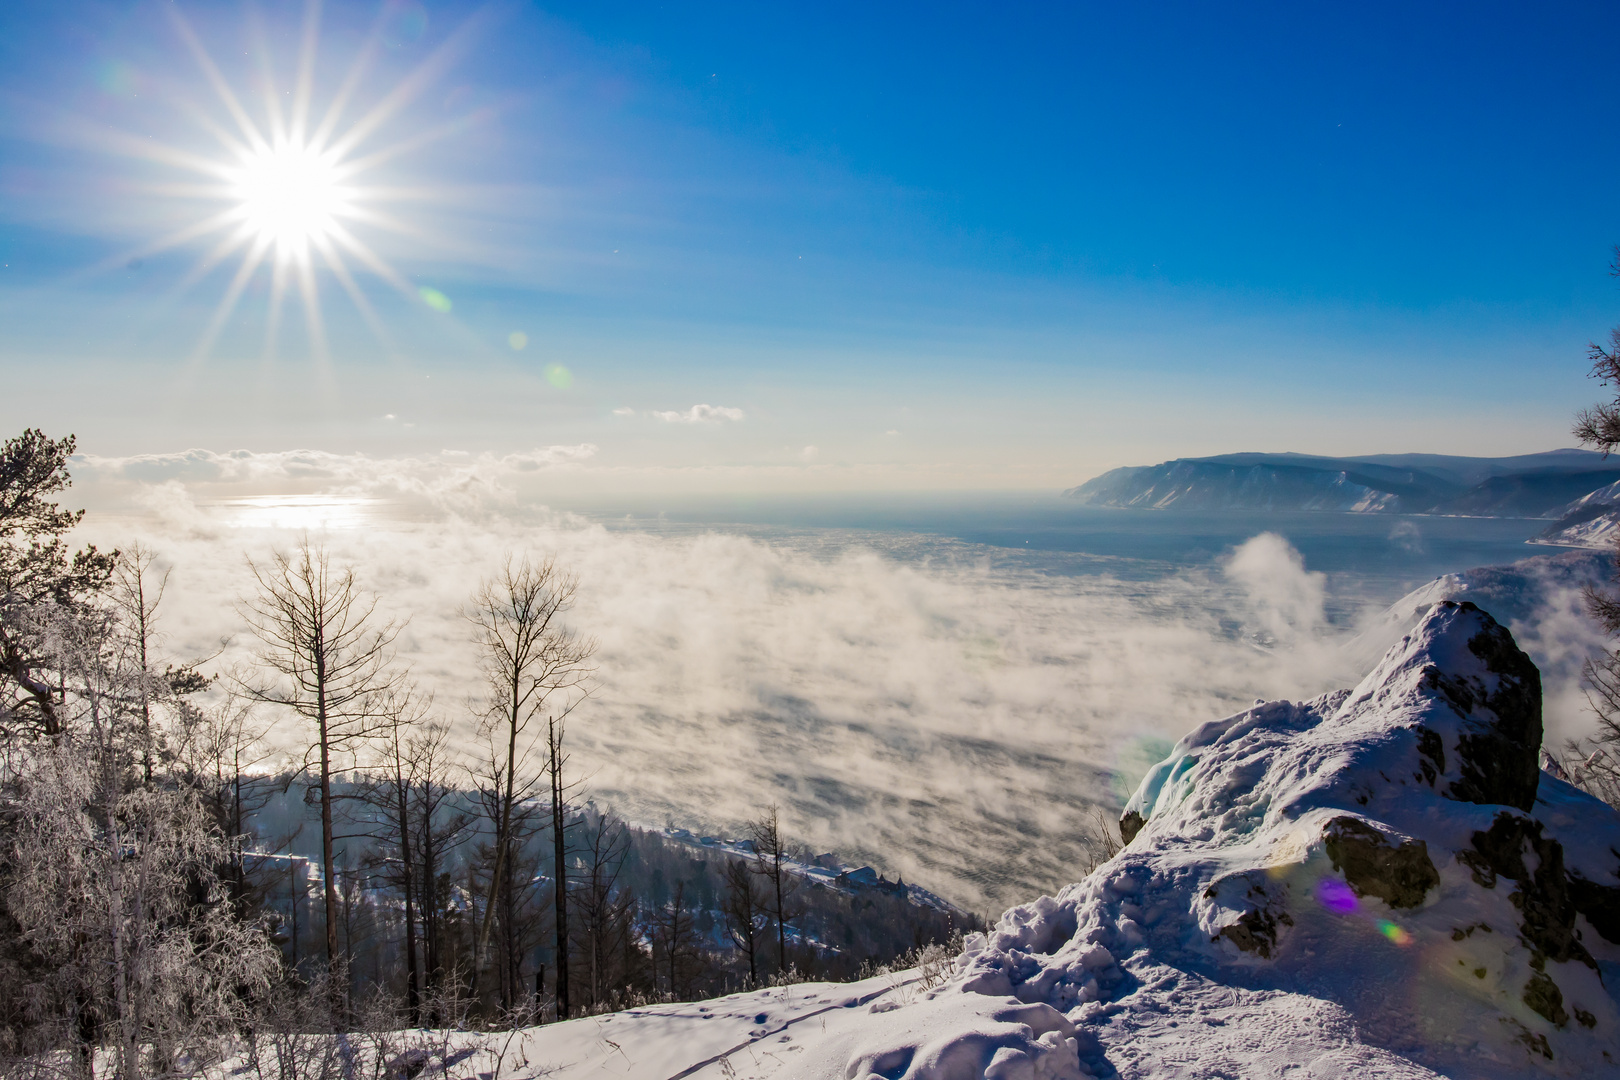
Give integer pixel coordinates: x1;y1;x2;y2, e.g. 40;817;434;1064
396;600;1620;1079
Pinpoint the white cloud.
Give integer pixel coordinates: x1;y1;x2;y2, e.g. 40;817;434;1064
612;407;637;417
799;445;819;461
650;404;745;424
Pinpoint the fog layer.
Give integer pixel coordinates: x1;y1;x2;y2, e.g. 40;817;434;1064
67;457;1603;910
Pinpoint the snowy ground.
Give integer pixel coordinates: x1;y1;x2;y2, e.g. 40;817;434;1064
282;963;1460;1080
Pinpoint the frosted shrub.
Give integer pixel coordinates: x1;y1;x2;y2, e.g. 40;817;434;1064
3;605;279;1079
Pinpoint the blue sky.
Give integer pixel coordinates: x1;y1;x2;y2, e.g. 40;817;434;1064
1;1;1617;492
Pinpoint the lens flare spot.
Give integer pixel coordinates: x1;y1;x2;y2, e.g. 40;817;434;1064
1376;919;1412;947
545;363;573;389
418;287;453;313
508;331;528;350
98;61;139;97
1317;879;1358;914
383;1;429;47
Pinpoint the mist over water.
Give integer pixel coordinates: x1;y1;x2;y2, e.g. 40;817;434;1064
69;462;1598;911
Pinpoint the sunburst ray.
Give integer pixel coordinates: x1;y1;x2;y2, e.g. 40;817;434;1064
42;2;498;363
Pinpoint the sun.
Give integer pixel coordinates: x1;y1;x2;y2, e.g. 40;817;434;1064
227;141;351;262
87;2;489;362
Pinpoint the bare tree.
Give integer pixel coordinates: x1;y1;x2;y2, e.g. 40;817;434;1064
748;807;804;975
470;771;548;1013
405;721;474;1023
544;711;577;1017
721;857;765;987
649;881;707;1000
174;691;281;897
463;555;595;1016
568;812;637;1013
362;685;430;1019
109;543;170;785
239;541;402;993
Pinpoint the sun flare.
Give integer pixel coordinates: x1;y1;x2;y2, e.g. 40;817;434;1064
227;141;351;260
86;2;485;362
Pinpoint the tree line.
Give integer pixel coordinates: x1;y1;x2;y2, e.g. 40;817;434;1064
0;429;970;1078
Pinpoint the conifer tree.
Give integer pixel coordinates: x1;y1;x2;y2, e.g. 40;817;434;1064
0;430;115;740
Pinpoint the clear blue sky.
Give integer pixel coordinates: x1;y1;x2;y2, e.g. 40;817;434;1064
1;1;1617;491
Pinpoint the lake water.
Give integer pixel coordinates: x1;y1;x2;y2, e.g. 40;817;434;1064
576;493;1565;613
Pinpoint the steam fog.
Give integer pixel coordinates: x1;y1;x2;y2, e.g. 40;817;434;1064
69;451;1608;911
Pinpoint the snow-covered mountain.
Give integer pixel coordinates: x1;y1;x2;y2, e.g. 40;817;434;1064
1065;450;1620;516
1534;479;1620;548
310;599;1618;1079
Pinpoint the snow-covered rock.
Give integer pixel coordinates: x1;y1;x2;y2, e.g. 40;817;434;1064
1352;550;1612;744
954;600;1619;1076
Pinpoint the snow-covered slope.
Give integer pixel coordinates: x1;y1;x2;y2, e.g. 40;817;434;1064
1064;459;1425;512
398;600;1619;1080
1533;480;1620;548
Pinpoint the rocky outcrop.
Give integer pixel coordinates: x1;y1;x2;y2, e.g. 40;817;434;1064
1321;816;1439;909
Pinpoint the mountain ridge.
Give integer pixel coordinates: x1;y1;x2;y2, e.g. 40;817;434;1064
1065;450;1620;517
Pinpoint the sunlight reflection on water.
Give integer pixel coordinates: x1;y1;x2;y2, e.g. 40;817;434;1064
207;495;387;531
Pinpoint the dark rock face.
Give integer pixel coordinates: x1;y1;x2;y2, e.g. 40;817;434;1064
1206;874;1293;959
1453;811;1620;1030
1422;602;1543;811
1218;908;1286;959
1119;810;1145;846
1322;816;1439;909
1524;970;1571;1028
1567;874;1620;944
1458;812;1593;969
